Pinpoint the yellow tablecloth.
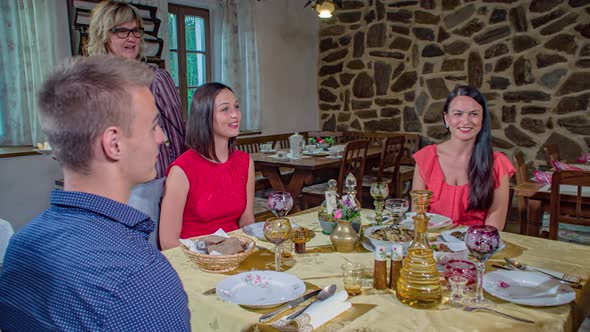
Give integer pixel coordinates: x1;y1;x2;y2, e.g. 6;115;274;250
163;209;590;332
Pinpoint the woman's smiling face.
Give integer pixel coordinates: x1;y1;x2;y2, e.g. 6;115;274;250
444;95;483;142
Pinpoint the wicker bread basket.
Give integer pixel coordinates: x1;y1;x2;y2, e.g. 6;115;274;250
181;235;256;273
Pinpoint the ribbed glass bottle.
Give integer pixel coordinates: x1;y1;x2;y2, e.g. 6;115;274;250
396;190;442;309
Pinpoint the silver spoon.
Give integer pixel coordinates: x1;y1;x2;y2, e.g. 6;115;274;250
504;258;582;288
286;284;337;320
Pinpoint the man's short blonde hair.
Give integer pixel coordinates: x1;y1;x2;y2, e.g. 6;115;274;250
38;55;154;173
86;0;144;59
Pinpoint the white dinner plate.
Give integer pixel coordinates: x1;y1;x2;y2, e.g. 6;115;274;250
260;149;276;154
216;271;306;308
483;270;575;306
400;212;453;230
440;226;506;251
242;221;299;241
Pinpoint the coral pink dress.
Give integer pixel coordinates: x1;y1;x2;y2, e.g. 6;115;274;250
413;145;515;226
167;149;249;238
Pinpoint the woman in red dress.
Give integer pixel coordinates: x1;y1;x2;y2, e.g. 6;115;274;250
159;83;255;249
412;86;515;229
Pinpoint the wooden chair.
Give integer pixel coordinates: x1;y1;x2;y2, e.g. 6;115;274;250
396;133;419;198
362;136;405;199
302;140;370;208
512;151;530;234
548;170;590;240
543;144;560;169
236;133;293;154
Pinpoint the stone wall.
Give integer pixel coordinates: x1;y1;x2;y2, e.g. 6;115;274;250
318;0;590;165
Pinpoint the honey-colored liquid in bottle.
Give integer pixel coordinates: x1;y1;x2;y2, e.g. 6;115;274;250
396;190;442;309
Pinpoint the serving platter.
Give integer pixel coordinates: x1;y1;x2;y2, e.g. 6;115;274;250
216;271;305;308
399;212;453;230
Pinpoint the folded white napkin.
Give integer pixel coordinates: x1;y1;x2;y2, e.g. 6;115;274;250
504;282;561;299
271;290;351;331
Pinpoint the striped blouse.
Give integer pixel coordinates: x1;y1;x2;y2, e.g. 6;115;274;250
150;67;187;178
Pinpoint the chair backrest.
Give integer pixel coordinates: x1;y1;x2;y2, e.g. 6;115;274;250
337;140;370;196
549;170;590;240
236;133;293;154
378;136;405;197
343;131;389;146
513;150;529;185
544;144;560;169
398;133;419;165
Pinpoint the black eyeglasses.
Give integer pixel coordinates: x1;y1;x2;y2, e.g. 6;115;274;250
110;27;144;39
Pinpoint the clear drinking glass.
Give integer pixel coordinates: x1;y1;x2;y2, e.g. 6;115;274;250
341;262;365;296
370;182;389;225
385;198;409;224
464;225;500;307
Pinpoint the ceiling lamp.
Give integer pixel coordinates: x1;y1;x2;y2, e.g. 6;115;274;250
304;0;342;19
316;1;335;18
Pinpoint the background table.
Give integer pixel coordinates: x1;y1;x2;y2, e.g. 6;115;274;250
163;209;590;332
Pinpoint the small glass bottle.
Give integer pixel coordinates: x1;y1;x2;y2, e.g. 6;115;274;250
373;244;388;290
396;190;442;309
389;244;403;291
318;179;338;235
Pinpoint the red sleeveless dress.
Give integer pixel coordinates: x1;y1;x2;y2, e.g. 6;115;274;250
167;149;249;238
413;144;515;226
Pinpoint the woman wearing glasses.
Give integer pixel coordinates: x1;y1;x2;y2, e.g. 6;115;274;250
87;0;186;248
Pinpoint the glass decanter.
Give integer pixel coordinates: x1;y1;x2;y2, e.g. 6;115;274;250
344;173;361;209
396;190;442;309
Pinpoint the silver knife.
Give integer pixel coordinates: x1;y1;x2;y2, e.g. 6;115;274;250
259;289;321;323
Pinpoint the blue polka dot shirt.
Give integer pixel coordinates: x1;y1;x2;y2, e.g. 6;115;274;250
0;190;191;331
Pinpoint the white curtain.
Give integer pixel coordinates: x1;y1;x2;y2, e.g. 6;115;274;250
220;0;261;131
0;0;63;146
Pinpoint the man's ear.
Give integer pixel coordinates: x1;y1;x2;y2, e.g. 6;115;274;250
101;126;123;161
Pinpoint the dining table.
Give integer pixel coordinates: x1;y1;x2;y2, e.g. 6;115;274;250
162;208;590;332
250;146;382;212
513;164;590;236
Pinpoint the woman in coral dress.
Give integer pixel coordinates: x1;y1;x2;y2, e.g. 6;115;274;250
159;83;255;249
412;86;515;229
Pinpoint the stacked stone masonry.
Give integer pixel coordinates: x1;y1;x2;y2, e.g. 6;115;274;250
318;0;590;166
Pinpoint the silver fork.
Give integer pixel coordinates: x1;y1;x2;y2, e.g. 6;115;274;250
463;306;535;324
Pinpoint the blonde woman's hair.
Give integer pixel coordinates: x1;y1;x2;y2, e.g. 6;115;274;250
86;0;144;59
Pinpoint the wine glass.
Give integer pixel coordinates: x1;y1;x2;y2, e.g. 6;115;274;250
370;182;389;225
385;198;409;224
263;217;292;271
268;192;293;217
464;225;501;307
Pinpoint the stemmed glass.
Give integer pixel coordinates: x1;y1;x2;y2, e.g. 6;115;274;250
370;182;389;225
264;192;294;271
385;198;409;224
464;225;501;307
267;192;293;217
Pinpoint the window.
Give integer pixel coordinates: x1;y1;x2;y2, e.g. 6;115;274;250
168;5;211;117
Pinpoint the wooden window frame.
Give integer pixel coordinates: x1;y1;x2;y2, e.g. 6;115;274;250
168;4;211;119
